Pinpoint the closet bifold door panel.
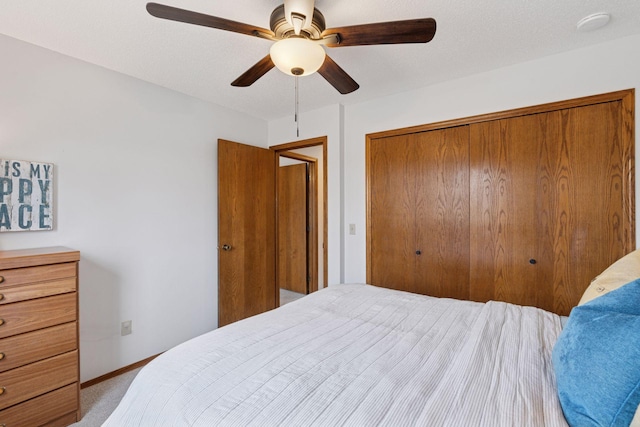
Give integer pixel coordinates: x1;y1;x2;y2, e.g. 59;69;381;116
471;101;630;315
469;113;559;311
367;90;634;316
368;126;470;299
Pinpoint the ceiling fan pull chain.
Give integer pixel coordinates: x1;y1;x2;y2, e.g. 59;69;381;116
295;75;300;137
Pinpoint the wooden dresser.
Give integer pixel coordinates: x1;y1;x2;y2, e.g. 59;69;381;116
0;247;80;427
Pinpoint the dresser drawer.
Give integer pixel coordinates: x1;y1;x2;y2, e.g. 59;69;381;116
0;293;76;339
0;350;77;411
0;323;76;373
0;277;76;305
0;263;76;289
0;382;78;427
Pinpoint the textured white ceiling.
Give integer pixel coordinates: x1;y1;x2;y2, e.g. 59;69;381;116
1;0;639;120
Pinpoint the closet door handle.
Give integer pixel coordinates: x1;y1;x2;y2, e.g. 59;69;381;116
529;259;537;265
220;244;232;251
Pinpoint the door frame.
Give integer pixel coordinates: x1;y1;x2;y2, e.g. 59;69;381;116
278;152;318;295
271;136;328;305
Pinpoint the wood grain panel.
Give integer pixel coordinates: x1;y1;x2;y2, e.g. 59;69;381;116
0;350;77;410
470;101;631;315
551;101;629;313
369;127;470;297
0;323;76;373
0;263;76;289
278;163;308;294
414;126;470;299
0;247;79;270
470;114;549;307
43;412;79;427
0;382;77;427
369;135;419;292
0;277;76;305
0;293;76;339
367;90;633;316
218;140;276;326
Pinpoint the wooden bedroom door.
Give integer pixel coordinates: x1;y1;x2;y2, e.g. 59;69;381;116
368;126;470;298
278;163;309;294
218;139;276;327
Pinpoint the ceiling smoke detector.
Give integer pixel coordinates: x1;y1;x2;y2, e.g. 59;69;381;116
576;13;610;32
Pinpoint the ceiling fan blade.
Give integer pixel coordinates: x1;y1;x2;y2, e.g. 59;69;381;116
317;55;359;94
231;55;275;87
146;3;276;40
321;18;436;47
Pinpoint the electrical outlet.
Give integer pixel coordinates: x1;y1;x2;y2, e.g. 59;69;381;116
121;320;132;336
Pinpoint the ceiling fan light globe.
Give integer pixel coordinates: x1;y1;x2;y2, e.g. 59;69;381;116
270;38;326;76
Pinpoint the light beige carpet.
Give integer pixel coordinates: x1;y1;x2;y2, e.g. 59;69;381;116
70;367;141;426
280;288;305;305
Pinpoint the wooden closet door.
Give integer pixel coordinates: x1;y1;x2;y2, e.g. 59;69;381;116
470;101;629;315
369;134;418;292
414;126;470;299
469;114;555;308
549;101;628;311
368;127;470;297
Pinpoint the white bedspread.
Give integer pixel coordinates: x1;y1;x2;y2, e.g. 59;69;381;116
103;284;568;426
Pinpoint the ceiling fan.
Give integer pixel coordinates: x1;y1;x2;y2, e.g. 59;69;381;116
146;0;436;94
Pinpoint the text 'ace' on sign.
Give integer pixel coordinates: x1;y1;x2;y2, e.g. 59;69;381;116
0;159;54;232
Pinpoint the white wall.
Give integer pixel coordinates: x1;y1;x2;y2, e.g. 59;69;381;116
0;35;267;381
268;104;343;285
3;29;638;382
342;34;640;283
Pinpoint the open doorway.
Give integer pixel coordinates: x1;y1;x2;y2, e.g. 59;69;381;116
271;137;327;306
278;153;317;305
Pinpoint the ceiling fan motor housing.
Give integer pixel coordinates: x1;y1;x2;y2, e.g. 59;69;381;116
270;5;326;39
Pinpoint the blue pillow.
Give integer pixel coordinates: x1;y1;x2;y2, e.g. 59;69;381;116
553;278;640;427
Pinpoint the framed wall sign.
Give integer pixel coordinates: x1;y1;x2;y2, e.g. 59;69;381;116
0;159;54;232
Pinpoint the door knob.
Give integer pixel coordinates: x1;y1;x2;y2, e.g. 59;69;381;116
221;244;232;251
529;259;537;264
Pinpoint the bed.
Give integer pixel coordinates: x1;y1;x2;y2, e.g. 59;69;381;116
104;254;640;427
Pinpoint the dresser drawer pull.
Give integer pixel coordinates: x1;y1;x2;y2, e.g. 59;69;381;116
0;319;3;326
0;293;3;301
0;275;4;283
0;386;5;395
0;352;4;360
